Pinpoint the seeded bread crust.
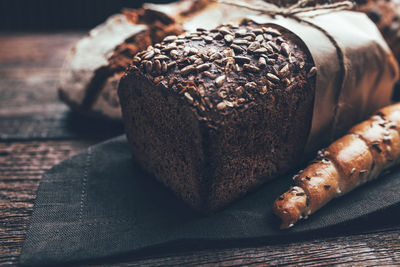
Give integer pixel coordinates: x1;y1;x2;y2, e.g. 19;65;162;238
119;23;316;211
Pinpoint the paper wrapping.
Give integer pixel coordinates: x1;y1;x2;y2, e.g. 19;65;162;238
247;10;399;154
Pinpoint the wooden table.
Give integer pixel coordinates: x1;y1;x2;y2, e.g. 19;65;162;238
1;32;400;266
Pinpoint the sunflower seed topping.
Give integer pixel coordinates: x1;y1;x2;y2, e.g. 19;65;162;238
216;102;226;110
231;44;245;53
224;34;234;43
180;65;196;75
203;36;213;43
279;64;290;77
233;56;250;64
258;57;266;68
281;43;291;56
215;75;226;87
163;35;177;42
154;55;170;61
243;64;260;73
307;66;317;78
143;51;155;60
196;63;211;72
184;92;194;104
267;73;280;82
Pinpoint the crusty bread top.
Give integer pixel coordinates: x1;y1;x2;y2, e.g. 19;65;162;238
125;22;315;126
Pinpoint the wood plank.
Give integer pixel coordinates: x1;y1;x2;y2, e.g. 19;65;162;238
0;33;83;69
0;140;95;265
1;141;400;266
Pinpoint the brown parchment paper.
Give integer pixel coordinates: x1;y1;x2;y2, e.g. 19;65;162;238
248;10;399;154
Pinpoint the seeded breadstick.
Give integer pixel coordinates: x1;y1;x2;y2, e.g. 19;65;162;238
273;102;400;229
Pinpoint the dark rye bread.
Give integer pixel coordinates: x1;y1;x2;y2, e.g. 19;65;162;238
118;23;316;212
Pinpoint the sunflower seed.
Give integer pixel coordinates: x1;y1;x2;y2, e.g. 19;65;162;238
253;29;263;35
184;92;194;104
163;35;177;42
214;33;224;40
247;42;261;52
245;82;257;89
210;52;223;61
132;56;141;65
170;50;179;58
255;35;264;42
262;27;281;36
224;100;233;107
215;75;226;87
218;89;227;99
263;43;274;53
279;64;290;77
281;43;291;56
224;34;234;43
263;33;273;40
154;55;170;61
196;63;211;72
223;48;235;57
233;39;249;45
194;58;203;65
254;48;268;54
203;36;213;43
307;66;317;78
145;61;153;73
233;56;250;64
161;44;177;52
154;60;161;72
258;57;266;68
235;29;247;36
183;47;191;56
267;41;280;52
267;73;280;82
231;44;245;53
161;61;168;72
180;65;196;75
236;86;244;96
261;85;267;94
243;64;260;73
167;61;176;69
216;102;226;110
219;27;233;35
235;64;241;72
203;71;216;78
283;78;291;86
143;51;155;60
154;76;164;83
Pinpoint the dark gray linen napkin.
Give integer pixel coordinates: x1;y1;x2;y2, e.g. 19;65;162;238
19;135;400;266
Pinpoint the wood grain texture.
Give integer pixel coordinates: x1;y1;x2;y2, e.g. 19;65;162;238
1;141;400;267
0;140;95;265
0;33;400;266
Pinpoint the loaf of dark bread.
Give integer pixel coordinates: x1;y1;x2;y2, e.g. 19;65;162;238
59;0;400;120
118;23;316;211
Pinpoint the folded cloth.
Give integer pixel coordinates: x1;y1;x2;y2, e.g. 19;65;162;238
19;135;400;266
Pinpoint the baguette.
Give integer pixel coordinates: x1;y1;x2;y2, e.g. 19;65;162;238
273;102;400;229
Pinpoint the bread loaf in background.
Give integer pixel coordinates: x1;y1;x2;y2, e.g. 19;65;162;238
58;0;400;120
118;23;316;211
